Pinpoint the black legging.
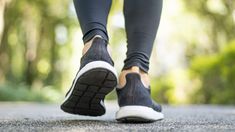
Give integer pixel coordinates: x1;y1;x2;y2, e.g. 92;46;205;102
74;0;163;73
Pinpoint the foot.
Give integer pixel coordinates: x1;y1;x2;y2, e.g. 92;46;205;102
61;36;118;116
116;67;164;123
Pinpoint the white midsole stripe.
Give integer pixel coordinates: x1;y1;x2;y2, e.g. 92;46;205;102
116;106;164;120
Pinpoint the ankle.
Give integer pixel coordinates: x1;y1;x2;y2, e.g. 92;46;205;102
118;66;150;88
82;35;108;56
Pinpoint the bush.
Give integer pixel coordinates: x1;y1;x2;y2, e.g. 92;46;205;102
151;76;174;104
189;40;235;104
0;83;62;102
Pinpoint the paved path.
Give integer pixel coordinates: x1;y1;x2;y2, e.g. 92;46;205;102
0;101;235;131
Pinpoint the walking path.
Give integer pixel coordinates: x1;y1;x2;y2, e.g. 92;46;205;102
0;101;235;131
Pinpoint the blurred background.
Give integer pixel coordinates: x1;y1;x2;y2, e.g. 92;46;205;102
0;0;234;104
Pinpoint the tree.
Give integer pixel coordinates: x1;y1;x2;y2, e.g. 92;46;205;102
0;0;75;90
0;0;11;42
183;0;235;104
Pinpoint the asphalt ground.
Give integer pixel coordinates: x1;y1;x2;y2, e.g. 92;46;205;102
0;101;235;131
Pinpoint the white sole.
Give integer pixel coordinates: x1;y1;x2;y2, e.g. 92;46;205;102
116;106;164;122
62;61;118;104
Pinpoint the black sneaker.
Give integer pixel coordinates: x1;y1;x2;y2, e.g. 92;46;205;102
116;73;164;123
61;37;118;116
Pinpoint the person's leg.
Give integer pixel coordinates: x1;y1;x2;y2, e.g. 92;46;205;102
122;0;162;73
119;0;163;88
116;0;163;122
74;0;112;43
61;0;118;116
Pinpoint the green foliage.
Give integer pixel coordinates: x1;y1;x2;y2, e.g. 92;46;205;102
182;0;235;104
190;40;235;104
0;0;75;88
106;90;117;100
0;83;62;102
151;76;174;104
0;0;78;102
183;0;235;52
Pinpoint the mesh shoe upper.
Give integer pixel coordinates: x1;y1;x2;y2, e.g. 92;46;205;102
79;37;114;70
65;37;114;97
116;73;162;112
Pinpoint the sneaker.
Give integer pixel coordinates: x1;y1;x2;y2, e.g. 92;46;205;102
61;37;118;116
116;73;164;123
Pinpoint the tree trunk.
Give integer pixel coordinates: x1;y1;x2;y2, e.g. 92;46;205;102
0;0;10;45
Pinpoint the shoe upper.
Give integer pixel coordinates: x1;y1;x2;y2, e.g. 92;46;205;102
116;73;162;112
65;37;114;97
79;37;114;70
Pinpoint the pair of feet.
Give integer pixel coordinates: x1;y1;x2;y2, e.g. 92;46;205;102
60;36;164;123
